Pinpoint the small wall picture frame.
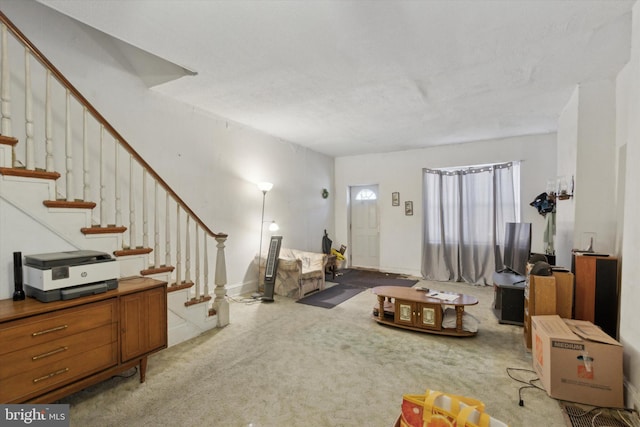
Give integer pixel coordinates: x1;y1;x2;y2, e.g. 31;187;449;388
392;192;400;206
405;201;413;216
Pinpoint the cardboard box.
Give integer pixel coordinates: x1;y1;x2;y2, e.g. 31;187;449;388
552;271;574;319
531;315;623;408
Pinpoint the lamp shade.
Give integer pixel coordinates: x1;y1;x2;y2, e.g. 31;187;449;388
258;182;273;193
268;221;279;232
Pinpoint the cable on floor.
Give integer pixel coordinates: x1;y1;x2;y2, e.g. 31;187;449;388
506;367;545;407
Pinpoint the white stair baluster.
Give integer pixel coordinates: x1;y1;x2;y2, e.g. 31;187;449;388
115;142;122;227
99;126;107;227
165;193;171;268
204;234;209;298
65;90;73;201
185;215;191;284
175;206;181;285
24;49;34;170
1;24;13;141
195;224;200;299
82;108;90;201
154;181;160;267
129;155;136;249
45;70;53;172
143;170;149;251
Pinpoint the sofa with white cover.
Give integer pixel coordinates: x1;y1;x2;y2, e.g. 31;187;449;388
273;248;327;299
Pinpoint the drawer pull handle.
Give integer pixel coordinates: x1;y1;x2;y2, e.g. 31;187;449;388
32;325;68;336
32;346;68;361
32;368;69;383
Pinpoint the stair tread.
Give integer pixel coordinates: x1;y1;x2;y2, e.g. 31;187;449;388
43;200;97;209
0;167;61;180
81;225;127;235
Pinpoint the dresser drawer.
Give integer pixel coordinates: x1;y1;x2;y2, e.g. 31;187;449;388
0;322;118;381
0;341;118;403
0;299;116;355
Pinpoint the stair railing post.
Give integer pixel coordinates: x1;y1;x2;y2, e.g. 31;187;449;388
213;234;229;327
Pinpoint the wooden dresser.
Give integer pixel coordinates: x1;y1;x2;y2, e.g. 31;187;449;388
0;277;167;403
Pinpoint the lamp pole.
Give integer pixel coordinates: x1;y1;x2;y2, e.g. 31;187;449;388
258;189;267;287
256;182;273;291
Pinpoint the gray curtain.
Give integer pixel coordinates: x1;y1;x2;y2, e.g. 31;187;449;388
421;162;518;285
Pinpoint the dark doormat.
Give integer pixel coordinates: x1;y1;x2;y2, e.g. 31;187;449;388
296;283;365;309
327;268;418;288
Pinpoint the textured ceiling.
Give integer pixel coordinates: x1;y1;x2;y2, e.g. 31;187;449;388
38;0;635;157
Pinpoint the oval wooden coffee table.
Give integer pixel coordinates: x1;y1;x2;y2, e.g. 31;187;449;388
371;286;479;337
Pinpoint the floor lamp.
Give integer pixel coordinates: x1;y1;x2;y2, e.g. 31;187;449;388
256;182;273;297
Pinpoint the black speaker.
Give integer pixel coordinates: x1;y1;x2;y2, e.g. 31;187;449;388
13;251;25;301
498;286;525;325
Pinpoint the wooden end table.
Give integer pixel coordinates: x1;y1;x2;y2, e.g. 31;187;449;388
371;286;479;337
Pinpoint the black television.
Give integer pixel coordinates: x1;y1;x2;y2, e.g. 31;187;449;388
503;222;532;277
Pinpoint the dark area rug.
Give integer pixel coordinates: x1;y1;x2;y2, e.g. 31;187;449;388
327;268;418;288
296;283;365;309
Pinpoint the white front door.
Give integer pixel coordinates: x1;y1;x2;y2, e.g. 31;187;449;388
349;185;380;269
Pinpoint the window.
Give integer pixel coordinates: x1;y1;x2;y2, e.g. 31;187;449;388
354;189;377;200
421;161;520;284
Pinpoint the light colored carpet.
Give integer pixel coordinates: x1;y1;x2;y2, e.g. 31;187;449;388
60;279;567;427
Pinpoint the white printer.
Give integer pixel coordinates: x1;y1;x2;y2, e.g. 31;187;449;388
24;250;119;302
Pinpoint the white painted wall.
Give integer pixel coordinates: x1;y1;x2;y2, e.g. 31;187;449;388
335;134;557;276
576;80;618;254
555;88;579;268
618;1;640;411
0;1;334;298
555;79;618;266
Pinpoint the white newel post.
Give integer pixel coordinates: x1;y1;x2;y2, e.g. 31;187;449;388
213;234;229;327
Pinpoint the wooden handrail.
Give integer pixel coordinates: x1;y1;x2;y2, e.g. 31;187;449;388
0;10;226;239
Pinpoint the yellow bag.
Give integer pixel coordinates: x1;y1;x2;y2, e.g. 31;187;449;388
400;389;485;427
456;406;510;427
399;389;509;427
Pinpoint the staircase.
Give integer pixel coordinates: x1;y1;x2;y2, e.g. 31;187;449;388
0;12;228;347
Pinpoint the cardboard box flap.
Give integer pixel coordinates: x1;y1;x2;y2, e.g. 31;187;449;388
564;319;621;346
532;315;577;341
